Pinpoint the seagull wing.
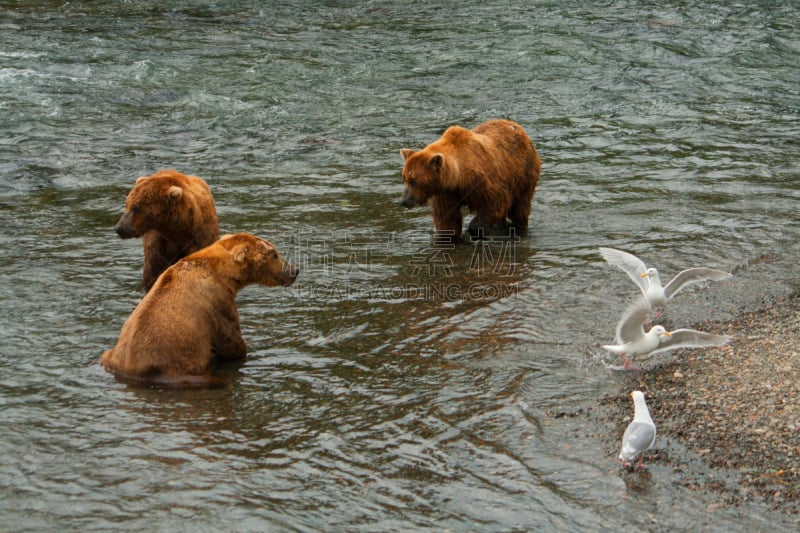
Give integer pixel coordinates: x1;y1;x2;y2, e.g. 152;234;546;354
619;421;656;461
615;298;651;344
599;247;648;295
663;268;732;300
649;329;732;356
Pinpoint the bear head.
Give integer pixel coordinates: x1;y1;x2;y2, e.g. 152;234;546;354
397;148;446;209
114;171;191;239
217;233;299;288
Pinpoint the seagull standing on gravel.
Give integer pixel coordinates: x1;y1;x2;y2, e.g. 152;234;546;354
602;299;732;369
598;247;732;312
619;390;657;468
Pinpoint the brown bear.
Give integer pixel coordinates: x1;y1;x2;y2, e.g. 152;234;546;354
100;233;298;386
398;119;541;244
115;169;220;291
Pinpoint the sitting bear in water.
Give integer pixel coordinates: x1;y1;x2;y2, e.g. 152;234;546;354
114;169;220;292
101;233;298;386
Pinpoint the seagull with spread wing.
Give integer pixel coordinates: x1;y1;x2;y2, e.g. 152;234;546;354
619;390;656;469
599;247;732;312
602;299;732;369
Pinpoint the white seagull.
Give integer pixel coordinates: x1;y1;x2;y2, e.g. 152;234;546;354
619;390;656;468
599;247;732;310
602;299;732;369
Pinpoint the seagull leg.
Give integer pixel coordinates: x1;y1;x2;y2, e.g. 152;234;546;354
645;309;663;325
636;453;648;469
621;355;640;371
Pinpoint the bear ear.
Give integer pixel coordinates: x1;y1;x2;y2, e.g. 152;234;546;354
168;186;183;200
232;245;249;264
429;154;444;171
400;148;416;161
135;176;149;184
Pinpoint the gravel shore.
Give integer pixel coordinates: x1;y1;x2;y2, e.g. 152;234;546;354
600;292;800;514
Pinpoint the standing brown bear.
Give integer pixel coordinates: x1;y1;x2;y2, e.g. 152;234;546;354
101;233;299;386
115;169;220;291
398;119;541;244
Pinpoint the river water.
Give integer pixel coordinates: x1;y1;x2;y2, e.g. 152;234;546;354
1;1;798;531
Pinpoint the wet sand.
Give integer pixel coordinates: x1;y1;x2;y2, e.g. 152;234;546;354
598;293;799;514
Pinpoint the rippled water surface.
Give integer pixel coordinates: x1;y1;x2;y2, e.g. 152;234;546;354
1;1;799;531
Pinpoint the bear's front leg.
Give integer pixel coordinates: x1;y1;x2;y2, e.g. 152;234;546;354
213;313;248;361
214;331;248;361
431;195;464;245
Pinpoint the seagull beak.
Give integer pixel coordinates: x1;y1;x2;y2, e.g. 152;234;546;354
640;272;649;278
662;331;672;338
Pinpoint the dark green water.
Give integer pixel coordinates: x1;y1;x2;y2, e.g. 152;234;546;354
1;1;798;530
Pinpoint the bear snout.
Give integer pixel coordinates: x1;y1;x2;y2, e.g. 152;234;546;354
114;224;137;238
398;189;418;209
278;265;299;286
114;213;139;239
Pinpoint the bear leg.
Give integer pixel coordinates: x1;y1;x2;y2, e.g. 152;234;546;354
468;215;518;240
467;215;493;240
507;197;532;234
431;195;463;245
468;196;510;239
213;322;248;361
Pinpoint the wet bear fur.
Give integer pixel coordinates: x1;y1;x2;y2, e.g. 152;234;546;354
399;119;541;244
100;233;298;386
115;169;219;291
